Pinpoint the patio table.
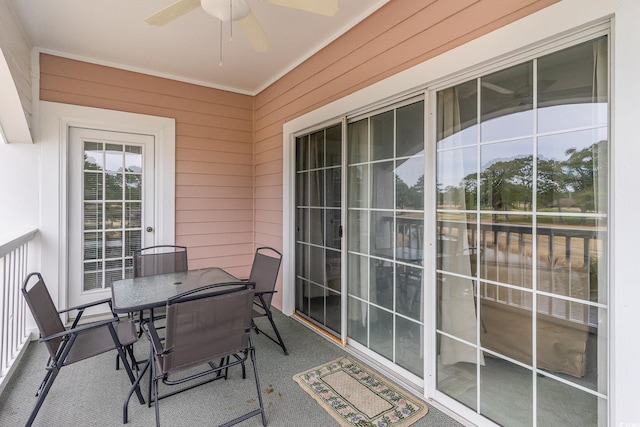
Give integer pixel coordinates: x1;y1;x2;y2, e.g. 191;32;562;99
114;266;250;423
111;267;243;314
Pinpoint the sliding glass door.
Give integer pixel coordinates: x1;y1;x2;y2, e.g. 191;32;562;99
290;27;609;427
346;99;425;378
295;124;342;334
293;100;426;380
435;36;608;426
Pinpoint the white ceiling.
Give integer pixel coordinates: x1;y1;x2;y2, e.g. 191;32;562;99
8;0;387;95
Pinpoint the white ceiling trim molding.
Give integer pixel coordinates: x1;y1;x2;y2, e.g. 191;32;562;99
34;47;255;96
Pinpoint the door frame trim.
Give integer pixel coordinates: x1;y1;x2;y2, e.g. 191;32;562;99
38;101;175;315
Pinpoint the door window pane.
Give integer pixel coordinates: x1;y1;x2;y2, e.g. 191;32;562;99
481;62;534;142
125;174;142;200
297;135;309;171
308;209;324;246
348;297;367;346
396;155;424;210
348;165;368;208
480;358;533;426
370;210;393;259
326;289;341;333
347;210;367;253
437;80;478;150
105;144;123;172
105;172;123;200
396;266;422;321
325;124;342;167
396;316;423;377
371;161;394;209
371;111;394;161
348;119;368;164
370;259;393;310
84;172;102;200
125;202;141;228
397;101;424;157
125;145;142;171
309;130;324;169
369;305;393;360
479;139;533;211
84;142;104;170
537;128;608;213
437;335;478;409
437;146;477;209
538;38;608;133
348;254;368;300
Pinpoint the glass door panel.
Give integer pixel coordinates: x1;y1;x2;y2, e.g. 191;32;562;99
346;99;425;379
69;127;154;311
295;124;342;335
82;142;143;291
435;36;608;426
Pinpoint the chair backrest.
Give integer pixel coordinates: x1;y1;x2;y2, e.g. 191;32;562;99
162;283;255;375
248;247;282;309
22;273;66;359
133;245;188;278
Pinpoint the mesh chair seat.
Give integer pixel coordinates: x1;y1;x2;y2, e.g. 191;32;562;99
65;320;137;365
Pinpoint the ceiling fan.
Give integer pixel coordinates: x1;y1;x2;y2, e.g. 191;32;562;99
145;0;338;52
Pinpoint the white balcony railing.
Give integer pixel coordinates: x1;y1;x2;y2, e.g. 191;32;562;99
0;228;37;395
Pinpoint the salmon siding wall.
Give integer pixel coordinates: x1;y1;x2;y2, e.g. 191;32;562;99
39;54;255;278
253;0;558;308
38;0;558;309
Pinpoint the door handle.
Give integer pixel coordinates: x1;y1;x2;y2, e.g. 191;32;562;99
146;227;153;232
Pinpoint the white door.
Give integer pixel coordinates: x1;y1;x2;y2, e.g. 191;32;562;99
68;127;155;313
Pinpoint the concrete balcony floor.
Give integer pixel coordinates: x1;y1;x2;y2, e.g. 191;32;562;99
0;310;461;426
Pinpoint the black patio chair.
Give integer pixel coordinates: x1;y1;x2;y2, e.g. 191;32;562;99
21;272;144;427
124;282;266;427
132;245;188;332
248;247;288;355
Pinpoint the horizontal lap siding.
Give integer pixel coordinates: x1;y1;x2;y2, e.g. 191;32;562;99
40;54;254;272
252;0;558;308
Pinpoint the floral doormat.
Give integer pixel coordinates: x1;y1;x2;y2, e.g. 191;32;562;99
293;357;428;427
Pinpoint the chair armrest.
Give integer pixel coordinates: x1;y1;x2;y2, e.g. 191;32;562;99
143;322;170;356
59;297;116;329
58;297;113;314
253;291;278;310
39;317;118;342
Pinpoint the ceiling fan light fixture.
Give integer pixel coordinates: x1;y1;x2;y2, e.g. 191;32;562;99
201;0;251;22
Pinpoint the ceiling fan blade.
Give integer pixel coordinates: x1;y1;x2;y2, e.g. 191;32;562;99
238;10;272;52
145;0;201;26
266;0;338;16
